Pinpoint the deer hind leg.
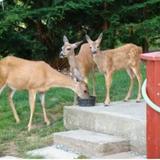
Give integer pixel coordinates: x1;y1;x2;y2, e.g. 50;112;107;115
104;72;112;106
39;92;50;125
131;66;142;102
8;88;20;123
0;84;20;123
124;69;135;102
28;90;36;132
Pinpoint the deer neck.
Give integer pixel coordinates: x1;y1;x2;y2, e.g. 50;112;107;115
92;50;102;64
92;51;106;73
50;71;77;92
67;52;78;69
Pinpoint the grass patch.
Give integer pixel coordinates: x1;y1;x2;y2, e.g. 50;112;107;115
89;64;146;102
0;64;146;158
0;88;72;158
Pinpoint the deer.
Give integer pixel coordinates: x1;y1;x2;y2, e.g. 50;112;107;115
60;36;84;82
59;35;96;104
86;33;142;106
0;56;89;131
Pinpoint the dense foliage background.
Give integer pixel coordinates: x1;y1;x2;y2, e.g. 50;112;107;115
0;0;160;68
0;1;151;157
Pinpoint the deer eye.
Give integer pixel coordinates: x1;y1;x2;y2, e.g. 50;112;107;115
67;48;71;51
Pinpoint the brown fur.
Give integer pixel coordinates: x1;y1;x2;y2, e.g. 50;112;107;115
76;43;96;80
0;56;89;131
60;37;97;97
95;44;142;73
86;34;142;105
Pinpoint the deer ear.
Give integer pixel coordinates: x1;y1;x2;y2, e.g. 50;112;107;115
85;34;92;43
96;32;103;44
63;35;69;43
72;41;83;49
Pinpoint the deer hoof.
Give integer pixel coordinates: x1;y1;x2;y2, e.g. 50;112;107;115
104;104;109;107
46;120;50;126
104;100;110;106
104;101;110;106
27;124;32;132
136;100;141;103
16;119;20;124
124;99;128;102
28;127;31;132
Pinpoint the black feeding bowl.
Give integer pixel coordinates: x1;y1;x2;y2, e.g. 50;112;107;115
77;96;96;107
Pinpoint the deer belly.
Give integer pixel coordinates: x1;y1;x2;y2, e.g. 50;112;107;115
7;79;29;90
113;59;130;69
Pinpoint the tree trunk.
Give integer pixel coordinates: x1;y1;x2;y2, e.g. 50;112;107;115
142;38;149;52
102;2;109;31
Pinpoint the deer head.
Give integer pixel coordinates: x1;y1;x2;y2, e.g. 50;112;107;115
75;81;89;99
59;35;83;58
85;33;103;54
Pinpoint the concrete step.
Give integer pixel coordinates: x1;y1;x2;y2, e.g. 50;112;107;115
64;100;146;154
54;129;130;157
27;145;145;159
27;145;79;159
0;157;22;160
103;151;145;159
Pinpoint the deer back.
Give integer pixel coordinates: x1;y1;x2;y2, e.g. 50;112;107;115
101;43;142;72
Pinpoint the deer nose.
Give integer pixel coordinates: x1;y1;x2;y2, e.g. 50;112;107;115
92;50;97;54
84;90;88;93
91;48;97;54
59;52;64;58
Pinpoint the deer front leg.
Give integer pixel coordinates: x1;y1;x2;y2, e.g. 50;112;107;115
28;90;36;132
39;93;50;125
8;88;20;123
104;73;112;106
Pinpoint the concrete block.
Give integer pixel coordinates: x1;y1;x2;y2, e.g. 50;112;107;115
27;145;79;159
64;100;146;154
54;129;130;157
103;151;146;159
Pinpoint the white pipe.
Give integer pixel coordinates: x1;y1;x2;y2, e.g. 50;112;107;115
142;79;160;113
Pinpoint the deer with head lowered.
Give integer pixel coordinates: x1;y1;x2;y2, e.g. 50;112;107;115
0;56;89;131
86;33;142;106
60;35;96;104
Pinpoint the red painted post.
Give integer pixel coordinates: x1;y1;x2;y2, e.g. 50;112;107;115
141;52;160;159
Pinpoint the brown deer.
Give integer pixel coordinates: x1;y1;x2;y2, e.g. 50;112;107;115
86;33;142;105
0;56;89;131
59;36;96;100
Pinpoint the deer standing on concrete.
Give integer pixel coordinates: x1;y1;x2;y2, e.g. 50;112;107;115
86;33;142;105
60;36;96;104
0;56;89;131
